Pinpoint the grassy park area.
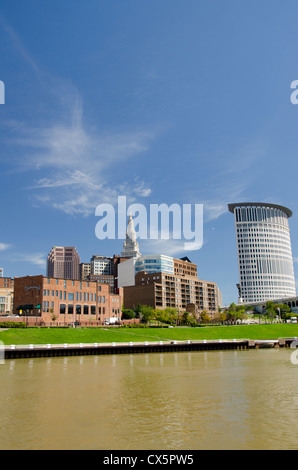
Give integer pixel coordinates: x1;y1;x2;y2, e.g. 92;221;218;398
1;323;298;346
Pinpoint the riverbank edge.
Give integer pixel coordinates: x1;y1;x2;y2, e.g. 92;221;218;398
3;337;297;359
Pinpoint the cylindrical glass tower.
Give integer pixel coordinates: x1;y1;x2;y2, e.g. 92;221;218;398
228;202;296;303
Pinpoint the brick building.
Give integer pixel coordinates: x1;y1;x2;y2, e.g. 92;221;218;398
13;275;123;325
123;271;220;316
89;274;115;293
173;257;197;277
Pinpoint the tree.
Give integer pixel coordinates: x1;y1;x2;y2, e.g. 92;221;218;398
264;301;276;322
214;311;227;324
226;303;237;324
122;309;136;320
181;311;191;325
134;304;142;318
151;307;178;325
200;310;211;324
138;305;154;324
274;303;291;321
164;307;178;324
224;303;248;324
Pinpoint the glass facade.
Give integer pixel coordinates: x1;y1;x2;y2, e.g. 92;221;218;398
135;255;174;275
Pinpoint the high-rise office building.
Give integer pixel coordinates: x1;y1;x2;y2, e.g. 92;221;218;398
228;202;296;303
47;246;80;280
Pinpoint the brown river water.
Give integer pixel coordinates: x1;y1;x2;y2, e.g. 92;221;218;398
0;348;298;450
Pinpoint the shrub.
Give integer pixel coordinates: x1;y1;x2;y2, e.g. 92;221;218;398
121;309;136;320
0;321;27;328
122;323;148;328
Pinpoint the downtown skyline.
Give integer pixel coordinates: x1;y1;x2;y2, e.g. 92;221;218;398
1;1;298;306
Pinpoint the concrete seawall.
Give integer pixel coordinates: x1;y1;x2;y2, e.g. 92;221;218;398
3;337;297;359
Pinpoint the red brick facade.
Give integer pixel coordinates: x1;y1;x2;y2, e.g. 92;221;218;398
13;275;123;325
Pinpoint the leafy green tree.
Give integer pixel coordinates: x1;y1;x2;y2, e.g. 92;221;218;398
122;309;136;320
200;310;211;324
181;311;191;325
164;307;178;324
214;311;227;324
134;304;142;318
138;305;154;324
275;303;291;321
224;303;248;324
152;309;166;324
265;301;276;321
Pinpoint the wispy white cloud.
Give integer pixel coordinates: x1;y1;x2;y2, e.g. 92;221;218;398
141;238;192;256
203;202;228;222
133;176;152;198
4;90;155;216
12;253;46;267
0;14;40;74
0;17;156;217
0;243;11;252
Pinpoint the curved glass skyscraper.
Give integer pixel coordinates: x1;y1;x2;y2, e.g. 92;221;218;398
228;202;296;303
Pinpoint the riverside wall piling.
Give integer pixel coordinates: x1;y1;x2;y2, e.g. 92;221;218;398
3;337;296;360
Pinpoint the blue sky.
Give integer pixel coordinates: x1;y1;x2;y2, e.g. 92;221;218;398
1;0;298;305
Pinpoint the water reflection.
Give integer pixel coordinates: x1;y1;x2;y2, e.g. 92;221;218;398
0;349;298;450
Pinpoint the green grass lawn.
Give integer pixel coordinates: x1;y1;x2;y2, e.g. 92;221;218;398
1;323;298;345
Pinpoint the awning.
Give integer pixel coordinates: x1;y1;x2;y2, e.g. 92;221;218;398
22;305;33;310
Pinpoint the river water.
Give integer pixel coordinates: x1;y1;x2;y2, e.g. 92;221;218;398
0;348;298;450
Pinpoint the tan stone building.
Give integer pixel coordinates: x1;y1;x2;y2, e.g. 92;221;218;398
0;277;14;315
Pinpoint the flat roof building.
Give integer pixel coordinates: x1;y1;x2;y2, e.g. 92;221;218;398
122;267;220;315
228;202;296;303
47;246;80;280
13;275;123;325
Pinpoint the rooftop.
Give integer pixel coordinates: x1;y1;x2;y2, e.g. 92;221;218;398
228;202;292;218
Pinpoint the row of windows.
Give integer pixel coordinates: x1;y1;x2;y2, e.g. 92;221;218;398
237;225;289;233
43;303;111;315
45;278;104;289
43;289;106;302
235;207;288;225
241;278;295;285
